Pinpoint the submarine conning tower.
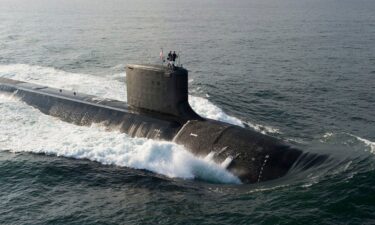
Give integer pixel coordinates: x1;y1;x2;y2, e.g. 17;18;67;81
126;64;201;121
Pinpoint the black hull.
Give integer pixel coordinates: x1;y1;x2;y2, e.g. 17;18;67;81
0;77;317;183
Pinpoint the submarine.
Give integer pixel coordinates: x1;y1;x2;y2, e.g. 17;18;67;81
0;64;323;183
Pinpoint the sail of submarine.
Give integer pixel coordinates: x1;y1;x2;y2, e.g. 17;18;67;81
0;64;325;183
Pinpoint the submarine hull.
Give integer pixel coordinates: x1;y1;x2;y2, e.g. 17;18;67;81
1;62;322;184
0;77;307;183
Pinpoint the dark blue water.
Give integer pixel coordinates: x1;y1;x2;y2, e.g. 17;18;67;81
1;0;375;224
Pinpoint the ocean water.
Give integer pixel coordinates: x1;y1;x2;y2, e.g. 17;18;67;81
0;0;374;224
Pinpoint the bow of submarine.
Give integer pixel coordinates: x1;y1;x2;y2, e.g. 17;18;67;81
173;119;304;183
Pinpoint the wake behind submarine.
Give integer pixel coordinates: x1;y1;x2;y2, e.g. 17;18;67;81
0;64;325;183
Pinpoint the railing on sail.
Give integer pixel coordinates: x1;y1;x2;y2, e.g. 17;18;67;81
160;48;183;69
